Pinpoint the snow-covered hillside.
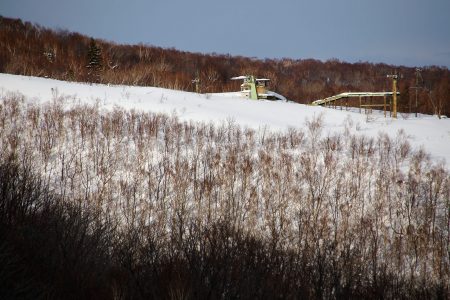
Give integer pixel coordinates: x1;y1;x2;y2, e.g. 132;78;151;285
1;73;449;292
1;73;449;168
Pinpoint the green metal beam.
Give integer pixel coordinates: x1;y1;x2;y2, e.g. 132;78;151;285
248;76;258;100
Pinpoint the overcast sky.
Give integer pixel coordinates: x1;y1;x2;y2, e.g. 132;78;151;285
1;0;450;68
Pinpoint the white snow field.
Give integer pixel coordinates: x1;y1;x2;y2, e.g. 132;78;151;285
1;73;449;168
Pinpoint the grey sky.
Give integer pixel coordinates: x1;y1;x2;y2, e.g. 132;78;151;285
1;0;450;68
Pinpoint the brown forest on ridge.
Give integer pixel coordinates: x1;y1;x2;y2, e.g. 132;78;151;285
1;16;449;116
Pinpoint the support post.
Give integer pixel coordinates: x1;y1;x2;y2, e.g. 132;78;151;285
415;68;421;117
364;97;367;114
392;77;398;118
387;74;398;118
389;96;392;117
359;96;362;114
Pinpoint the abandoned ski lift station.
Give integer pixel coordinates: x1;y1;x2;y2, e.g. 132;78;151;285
196;73;402;118
230;75;287;101
241;75;400;118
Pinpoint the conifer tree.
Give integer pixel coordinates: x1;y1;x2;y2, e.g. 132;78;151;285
86;38;102;82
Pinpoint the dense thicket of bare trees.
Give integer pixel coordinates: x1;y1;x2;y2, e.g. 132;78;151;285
1;93;449;298
1;16;449;116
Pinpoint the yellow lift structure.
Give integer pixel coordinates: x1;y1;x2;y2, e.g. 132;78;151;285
311;91;400;117
311;75;400;118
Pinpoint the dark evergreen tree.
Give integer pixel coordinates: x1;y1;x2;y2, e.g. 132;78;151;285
86;38;102;82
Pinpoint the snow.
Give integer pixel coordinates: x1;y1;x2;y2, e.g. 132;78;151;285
1;73;449;168
264;91;287;101
231;76;247;80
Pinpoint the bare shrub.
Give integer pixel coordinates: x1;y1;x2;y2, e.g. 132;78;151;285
0;93;449;298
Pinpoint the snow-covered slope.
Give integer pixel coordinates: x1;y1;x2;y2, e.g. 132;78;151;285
1;73;449;168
